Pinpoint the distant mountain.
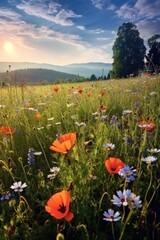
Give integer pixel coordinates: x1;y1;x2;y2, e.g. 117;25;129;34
0;68;77;84
0;61;112;77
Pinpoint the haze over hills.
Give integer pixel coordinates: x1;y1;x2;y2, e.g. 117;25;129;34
0;62;112;78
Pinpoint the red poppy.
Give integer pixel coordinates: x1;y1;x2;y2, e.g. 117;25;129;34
87;93;91;97
100;90;106;96
105;157;125;174
77;88;83;94
0;126;15;135
100;106;107;111
50;133;76;154
139;120;156;132
52;87;60;92
35;113;42;120
45;190;74;221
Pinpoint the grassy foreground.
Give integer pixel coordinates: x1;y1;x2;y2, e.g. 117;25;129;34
0;76;160;240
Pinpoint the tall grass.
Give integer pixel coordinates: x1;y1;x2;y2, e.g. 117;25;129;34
0;76;160;240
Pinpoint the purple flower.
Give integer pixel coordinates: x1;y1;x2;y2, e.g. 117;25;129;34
111;189;142;208
27;148;35;165
118;165;136;182
103;209;121;222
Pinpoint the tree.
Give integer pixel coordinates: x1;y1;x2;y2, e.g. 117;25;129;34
90;74;97;81
111;22;146;78
146;34;160;73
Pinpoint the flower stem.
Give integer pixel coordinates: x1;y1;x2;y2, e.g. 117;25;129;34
119;208;133;240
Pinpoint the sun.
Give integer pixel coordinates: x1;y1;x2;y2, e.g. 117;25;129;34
4;41;14;54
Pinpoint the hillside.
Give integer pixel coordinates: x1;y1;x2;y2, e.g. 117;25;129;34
0;68;77;84
0;62;112;77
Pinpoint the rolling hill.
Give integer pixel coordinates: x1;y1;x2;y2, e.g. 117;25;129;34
0;61;112;78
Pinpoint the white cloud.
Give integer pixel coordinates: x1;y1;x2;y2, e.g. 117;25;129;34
116;3;137;20
76;25;86;31
90;28;105;34
16;0;82;26
116;0;160;20
0;8;21;21
135;0;160;19
91;0;105;10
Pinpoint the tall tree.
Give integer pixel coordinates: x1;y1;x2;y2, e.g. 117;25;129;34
146;34;160;73
111;23;146;78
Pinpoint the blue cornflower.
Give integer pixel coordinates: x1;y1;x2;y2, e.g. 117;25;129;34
111;189;130;207
118;165;136;182
111;189;142;208
103;209;121;222
27;148;35;165
1;192;15;202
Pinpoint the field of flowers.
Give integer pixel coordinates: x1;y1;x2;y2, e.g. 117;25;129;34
0;76;160;240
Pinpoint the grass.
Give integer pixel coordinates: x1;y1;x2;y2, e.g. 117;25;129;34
0;76;160;240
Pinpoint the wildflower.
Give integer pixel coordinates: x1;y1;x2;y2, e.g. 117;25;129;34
10;181;27;192
48;117;54;121
74;121;86;127
103;209;121;222
0;105;6;108
100;90;106;96
112;189;142;208
47;167;60;180
141;156;157;164
91;112;99;116
0;126;15;135
111;189;130;207
66;103;74;108
87;93;91;97
52;86;59;92
55;122;61;125
101;115;107;122
34;151;42;156
139;121;156;132
123;135;133;145
105;157;125;174
103;143;115;150
147;148;160;154
77;88;83;94
122;110;132;115
37;127;44;130
118;165;136;182
45;190;74;221
27;148;35;165
100;106;107;112
128;192;142;208
50;132;76;154
110;115;118;125
1;192;15;202
35;113;42;120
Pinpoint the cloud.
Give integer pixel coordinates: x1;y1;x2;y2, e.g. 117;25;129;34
137;19;160;40
116;3;137;20
116;0;160;20
89;28;105;34
107;4;116;11
0;8;21;21
76;25;86;31
16;0;82;26
135;0;160;19
91;0;105;10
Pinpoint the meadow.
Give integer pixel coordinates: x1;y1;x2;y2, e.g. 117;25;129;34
0;76;160;240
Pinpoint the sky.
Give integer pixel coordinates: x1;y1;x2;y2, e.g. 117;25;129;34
0;0;160;66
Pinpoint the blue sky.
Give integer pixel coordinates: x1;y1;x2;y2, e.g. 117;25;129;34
0;0;160;65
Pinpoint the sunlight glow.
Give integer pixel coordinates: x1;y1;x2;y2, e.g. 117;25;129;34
4;41;14;54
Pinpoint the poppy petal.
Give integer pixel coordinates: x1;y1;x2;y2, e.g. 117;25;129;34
64;211;74;221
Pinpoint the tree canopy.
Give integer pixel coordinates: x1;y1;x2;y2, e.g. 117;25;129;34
146;34;160;73
111;22;146;78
